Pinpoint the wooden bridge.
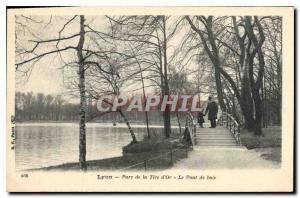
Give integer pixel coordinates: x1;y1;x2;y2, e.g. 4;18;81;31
170;112;278;170
195;127;239;146
119;111;277;171
185;111;242;148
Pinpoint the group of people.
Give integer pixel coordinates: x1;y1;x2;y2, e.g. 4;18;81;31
197;96;218;128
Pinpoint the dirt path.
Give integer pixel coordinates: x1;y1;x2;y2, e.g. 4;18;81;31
171;146;280;169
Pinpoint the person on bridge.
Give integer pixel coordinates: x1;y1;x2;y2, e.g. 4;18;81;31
205;96;218;128
197;109;205;128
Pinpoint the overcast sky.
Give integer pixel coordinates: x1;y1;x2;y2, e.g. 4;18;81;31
15;15;201;100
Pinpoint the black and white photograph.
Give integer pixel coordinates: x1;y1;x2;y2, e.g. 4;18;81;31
6;6;294;192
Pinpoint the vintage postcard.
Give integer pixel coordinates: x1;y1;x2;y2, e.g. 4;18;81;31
6;7;294;192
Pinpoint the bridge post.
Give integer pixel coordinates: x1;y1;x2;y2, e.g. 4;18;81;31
185;144;188;158
233;124;236;135
220;111;223;126
226;112;229;127
238;125;241;145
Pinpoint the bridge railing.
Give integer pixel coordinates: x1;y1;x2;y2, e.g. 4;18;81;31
218;111;242;146
184;112;196;147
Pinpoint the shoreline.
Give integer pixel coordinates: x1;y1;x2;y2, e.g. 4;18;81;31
24;146;281;172
26;142;190;172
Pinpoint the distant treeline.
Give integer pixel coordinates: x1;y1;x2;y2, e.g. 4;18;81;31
15;92;81;121
15;92;191;123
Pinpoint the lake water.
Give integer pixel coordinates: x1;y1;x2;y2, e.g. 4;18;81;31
15;123;171;171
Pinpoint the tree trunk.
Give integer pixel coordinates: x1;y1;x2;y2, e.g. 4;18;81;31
138;59;150;139
214;65;226;111
156;29;168;138
205;17;226;111
77;15;87;171
118;109;137;143
276;56;282;125
240;75;255;131
252;89;263;135
162;16;171;138
245;16;265;136
185;16;226;111
176;112;182;134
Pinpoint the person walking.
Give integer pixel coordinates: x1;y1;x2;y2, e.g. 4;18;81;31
205;96;218;128
197;109;205;128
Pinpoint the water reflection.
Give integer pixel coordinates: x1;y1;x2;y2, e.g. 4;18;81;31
15;123;155;171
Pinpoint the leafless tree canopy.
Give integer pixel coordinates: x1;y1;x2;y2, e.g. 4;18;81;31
15;15;282;169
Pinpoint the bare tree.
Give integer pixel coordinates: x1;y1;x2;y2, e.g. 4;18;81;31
185;15;280;135
185;16;227;111
106;15;184;138
15;15;110;170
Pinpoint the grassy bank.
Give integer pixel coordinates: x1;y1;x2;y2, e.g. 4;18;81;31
240;126;282;164
31;133;190;172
